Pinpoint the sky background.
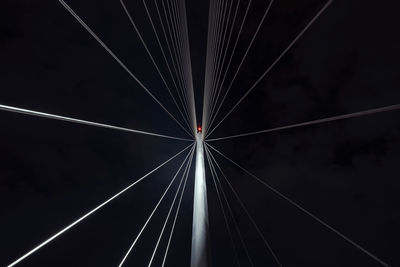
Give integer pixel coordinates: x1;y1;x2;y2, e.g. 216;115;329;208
0;0;399;266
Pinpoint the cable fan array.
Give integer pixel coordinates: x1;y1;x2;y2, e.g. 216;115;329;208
1;0;398;266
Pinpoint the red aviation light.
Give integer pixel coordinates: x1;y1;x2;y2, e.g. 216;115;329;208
197;126;202;133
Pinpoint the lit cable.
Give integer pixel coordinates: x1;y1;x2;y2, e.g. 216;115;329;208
6;144;193;267
207;143;389;267
207;0;334;138
205;145;282;266
0;104;191;141
118;144;195;266
58;0;192;137
148;145;195;266
207;104;400;142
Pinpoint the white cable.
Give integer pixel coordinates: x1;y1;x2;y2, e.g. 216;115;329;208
118;144;195;266
178;0;197;131
205;145;254;266
205;145;282;266
207;0;275;134
207;143;389;267
168;0;194;129
58;0;192;137
206;0;241;136
6;144;193;267
161;142;194;267
142;0;192;128
204;0;252;135
159;0;192;121
147;145;195;266
207;104;400;141
207;0;334;138
0;104;191;141
120;0;193;133
204;147;241;267
209;0;233;117
208;0;226;116
201;0;218;133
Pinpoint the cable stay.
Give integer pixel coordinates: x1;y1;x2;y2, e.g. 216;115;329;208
205;0;241;135
118;144;195;267
178;0;198;131
0;104;191;141
58;0;193;138
204;0;252;136
205;0;226;132
205;145;282;266
165;0;194;130
207;0;275;135
142;0;194;132
170;0;197;131
207;104;400;142
161;143;194;267
148;144;195;267
204;146;241;267
204;146;254;267
209;0;230;116
201;0;219;133
162;0;191;108
207;0;230;114
207;143;390;267
156;0;193;125
6;144;192;267
206;0;334;138
120;0;193;133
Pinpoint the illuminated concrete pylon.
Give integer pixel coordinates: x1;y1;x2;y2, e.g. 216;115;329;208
191;133;210;267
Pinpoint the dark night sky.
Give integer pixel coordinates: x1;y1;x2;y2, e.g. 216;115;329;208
0;0;399;266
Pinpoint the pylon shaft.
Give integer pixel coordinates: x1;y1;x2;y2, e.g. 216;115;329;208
191;133;209;267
